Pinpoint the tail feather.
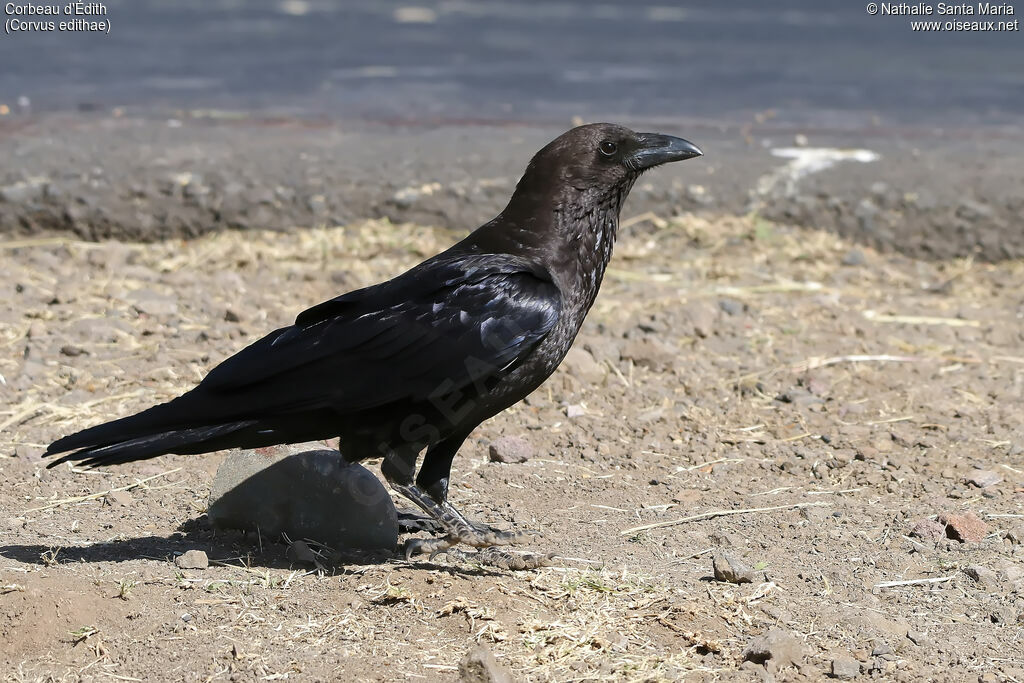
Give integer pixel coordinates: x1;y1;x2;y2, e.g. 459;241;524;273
44;389;270;469
45;387;335;469
46;420;261;469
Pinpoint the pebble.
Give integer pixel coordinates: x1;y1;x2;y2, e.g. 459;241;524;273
620;337;675;371
286;540;319;567
906;630;927;646
718;298;746;316
126;288;178;317
841;248;867;266
561;347;606;385
488;436;533;464
963;565;998;588
741;629;802;671
832;656;861;680
800;505;830;524
712;552;758;584
174;549;209;570
909;518;946;542
1004;527;1023;545
207;449;398;551
458;645;513;683
708;531;739;547
938;511;988;543
999;565;1023;584
565;403;586;418
680;301;717;338
965;470;1002;488
103;490;133;507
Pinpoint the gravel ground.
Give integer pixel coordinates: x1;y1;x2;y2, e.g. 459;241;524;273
2;212;1023;681
2;113;1023;261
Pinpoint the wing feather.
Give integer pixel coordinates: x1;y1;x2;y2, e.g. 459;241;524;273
195;254;560;417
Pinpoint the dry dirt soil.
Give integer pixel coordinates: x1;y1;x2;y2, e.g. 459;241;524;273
1;213;1023;682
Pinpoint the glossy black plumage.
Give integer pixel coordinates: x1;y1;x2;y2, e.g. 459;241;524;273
44;123;702;560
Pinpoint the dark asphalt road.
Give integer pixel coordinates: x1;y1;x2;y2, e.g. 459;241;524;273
1;0;1022;128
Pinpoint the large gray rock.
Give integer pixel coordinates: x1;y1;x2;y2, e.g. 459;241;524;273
208;449;398;552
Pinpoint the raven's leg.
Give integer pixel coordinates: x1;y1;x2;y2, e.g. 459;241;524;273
380;435;532;559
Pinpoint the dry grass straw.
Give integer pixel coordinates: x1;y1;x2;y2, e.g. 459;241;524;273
621;501;831;535
23;467;182;512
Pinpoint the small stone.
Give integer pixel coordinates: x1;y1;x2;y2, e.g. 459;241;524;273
565;404;585;418
963;565;998;587
870;642;891;657
208;449;398;551
392;187;420;209
180;612;192;623
800;506;830;524
999;565;1024;584
458;645;514;683
59;344;87;357
224;309;242;323
174;550;209;570
938;511;988;543
1005;527;1024;545
126;289;178;317
103;490;133;507
561;347;606;385
775;386;824;406
708;531;737;547
488;436;533;464
965;470;1002;488
832;656;861;679
286;540;318;566
990;608;1016;625
620;338;676;372
906;630;927;646
909;518;946;542
741;629;802;672
27;320;46;339
680;301;717;338
718;298;746;316
841;249;867;267
713;552;758;584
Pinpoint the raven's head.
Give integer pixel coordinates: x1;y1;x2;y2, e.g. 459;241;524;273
517;123;703;201
481;123;702;278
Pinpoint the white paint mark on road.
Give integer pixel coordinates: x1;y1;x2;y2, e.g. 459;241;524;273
754;147;881;203
394;7;438;23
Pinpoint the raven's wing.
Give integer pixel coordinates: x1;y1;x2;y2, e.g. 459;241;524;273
45;253;561;464
196;253;561;415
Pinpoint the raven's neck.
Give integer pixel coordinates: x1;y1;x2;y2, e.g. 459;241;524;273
545;183;631;314
469;179;635;312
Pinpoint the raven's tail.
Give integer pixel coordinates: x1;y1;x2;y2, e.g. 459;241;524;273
44;394;263;469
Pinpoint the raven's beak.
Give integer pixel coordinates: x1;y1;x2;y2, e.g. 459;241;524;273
630;133;703;170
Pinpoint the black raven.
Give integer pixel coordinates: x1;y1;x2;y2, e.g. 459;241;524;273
45;123;702;562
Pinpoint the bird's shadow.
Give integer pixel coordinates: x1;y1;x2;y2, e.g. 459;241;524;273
0;516;507;578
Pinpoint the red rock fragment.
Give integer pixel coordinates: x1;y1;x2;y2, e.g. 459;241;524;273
938;511;988;543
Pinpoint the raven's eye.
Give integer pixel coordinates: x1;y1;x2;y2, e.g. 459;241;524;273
598;140;617;157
